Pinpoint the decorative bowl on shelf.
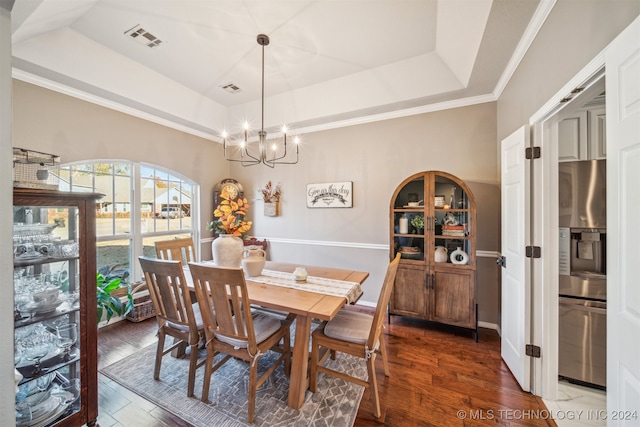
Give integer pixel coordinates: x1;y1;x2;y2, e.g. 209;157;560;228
399;246;422;259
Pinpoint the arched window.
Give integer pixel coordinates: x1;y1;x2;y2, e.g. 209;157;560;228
58;161;199;283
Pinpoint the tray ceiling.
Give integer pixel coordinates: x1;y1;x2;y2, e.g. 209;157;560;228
11;0;543;140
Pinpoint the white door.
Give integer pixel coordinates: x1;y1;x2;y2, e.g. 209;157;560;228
500;125;531;391
605;15;640;422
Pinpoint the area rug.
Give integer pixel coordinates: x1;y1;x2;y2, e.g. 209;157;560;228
100;330;366;426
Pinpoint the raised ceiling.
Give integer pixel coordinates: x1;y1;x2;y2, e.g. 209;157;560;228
11;0;544;140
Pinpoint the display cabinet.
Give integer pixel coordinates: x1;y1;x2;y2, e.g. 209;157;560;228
389;171;477;340
13;188;101;427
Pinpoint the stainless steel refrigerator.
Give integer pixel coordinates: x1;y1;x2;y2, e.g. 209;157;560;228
558;159;607;389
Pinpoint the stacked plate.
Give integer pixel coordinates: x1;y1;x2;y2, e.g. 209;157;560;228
16;391;66;427
16;374;73;427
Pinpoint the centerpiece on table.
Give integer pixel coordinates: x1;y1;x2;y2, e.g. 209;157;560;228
207;187;252;267
260;181;282;216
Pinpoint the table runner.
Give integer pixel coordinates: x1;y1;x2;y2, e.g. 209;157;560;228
248;269;361;304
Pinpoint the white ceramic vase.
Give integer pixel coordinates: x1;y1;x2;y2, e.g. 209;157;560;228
241;247;266;277
211;235;244;267
450;247;469;265
434;246;448;263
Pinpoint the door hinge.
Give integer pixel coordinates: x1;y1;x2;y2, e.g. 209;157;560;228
526;344;541;358
525;146;541;159
525;246;541;258
496;256;506;268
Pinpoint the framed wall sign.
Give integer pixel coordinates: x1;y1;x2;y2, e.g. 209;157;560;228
306;181;353;208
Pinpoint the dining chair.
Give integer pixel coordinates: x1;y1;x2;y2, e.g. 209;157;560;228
243;237;268;250
138;256;205;397
155;237;196;265
309;253;401;418
187;262;291;423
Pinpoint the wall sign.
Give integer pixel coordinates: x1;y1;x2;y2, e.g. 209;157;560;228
306;181;353;208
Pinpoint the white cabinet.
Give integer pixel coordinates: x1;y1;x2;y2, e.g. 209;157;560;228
589;107;606;159
558;107;606;162
558;111;588;161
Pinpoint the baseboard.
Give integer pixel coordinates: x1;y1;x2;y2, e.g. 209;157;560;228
478;320;499;331
360;301;500;332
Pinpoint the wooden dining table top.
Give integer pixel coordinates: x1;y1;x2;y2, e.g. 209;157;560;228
245;261;368;316
185;260;368;318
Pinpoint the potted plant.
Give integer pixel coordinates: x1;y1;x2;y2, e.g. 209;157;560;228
411;215;425;234
96;265;133;324
260;181;281;216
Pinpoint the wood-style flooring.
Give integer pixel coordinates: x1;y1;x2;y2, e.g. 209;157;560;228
96;306;554;427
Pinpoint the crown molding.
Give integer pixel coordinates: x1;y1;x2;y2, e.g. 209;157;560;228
13;67;499;143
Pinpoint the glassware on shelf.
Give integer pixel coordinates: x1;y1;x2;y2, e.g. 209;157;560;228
15;345;23;366
23;338;52;375
56;323;78;361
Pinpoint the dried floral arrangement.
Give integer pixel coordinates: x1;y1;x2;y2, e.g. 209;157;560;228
260;181;282;203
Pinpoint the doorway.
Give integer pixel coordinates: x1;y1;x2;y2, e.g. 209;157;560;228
502;16;640;423
531;71;607;409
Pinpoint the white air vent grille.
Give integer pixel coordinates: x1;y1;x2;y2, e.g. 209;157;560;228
125;24;166;48
221;83;241;94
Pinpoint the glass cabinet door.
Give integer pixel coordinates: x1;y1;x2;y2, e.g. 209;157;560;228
14;204;82;426
392;176;425;262
432;174;472;265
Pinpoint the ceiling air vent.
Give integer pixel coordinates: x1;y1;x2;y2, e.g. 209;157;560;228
221;83;242;94
124;24;166;48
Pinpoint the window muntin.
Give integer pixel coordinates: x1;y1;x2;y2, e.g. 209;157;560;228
59;161;197;284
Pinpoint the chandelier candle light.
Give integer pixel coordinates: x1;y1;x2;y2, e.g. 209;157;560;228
222;34;301;168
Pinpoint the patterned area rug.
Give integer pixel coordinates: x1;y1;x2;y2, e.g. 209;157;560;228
100;326;366;426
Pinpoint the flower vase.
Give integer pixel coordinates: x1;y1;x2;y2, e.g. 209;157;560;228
212;235;244;267
450;247;469;265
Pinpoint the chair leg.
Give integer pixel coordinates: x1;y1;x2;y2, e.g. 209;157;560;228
201;342;215;403
248;358;258;423
283;330;291;376
187;343;199;397
367;355;381;418
379;336;390;376
154;332;166;380
310;340;319;392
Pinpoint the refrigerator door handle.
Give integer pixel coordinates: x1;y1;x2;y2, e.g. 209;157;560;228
559;297;607;315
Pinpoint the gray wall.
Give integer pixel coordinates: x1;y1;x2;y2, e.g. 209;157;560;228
498;0;640;142
229;102;501;317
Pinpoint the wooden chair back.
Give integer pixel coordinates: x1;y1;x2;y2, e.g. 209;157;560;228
155;237;196;265
138;256;197;331
367;253;401;349
243;237;268;251
188;264;258;353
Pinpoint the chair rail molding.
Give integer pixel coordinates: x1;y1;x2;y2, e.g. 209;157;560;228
203;236;498;257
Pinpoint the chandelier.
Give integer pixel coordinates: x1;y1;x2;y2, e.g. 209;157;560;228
222;34;300;168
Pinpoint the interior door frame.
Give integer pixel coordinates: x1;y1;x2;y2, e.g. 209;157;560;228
529;59;606;400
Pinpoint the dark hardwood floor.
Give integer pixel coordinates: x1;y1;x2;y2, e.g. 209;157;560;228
96;306;554;427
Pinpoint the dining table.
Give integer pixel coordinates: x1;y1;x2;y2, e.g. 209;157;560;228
184;260;369;410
